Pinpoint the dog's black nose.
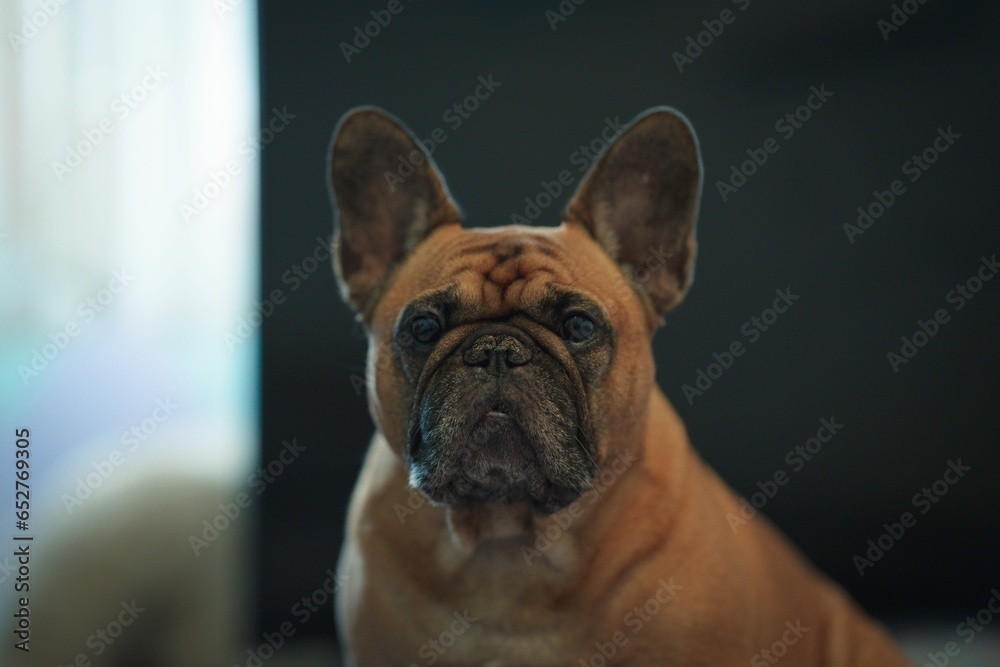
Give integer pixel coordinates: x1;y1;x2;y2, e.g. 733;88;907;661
462;326;533;374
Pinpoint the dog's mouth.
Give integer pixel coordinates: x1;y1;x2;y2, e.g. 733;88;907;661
407;345;596;514
409;407;591;514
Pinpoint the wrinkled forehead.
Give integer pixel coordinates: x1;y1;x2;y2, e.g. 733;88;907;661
394;225;609;324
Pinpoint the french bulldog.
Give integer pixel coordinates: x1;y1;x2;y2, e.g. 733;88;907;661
327;106;911;666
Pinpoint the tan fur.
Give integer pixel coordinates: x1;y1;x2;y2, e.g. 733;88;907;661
336;222;911;666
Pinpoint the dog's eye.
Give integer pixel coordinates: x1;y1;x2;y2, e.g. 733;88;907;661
408;314;442;344
562;314;595;343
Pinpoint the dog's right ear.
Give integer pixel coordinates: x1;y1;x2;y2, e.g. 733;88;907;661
329;107;461;315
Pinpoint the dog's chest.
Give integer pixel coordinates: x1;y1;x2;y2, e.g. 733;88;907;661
364;549;591;665
413;617;580;667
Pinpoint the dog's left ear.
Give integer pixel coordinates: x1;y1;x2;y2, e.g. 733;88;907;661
565;108;702;317
329;107;462;315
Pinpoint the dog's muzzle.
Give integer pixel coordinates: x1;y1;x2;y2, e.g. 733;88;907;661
407;322;595;513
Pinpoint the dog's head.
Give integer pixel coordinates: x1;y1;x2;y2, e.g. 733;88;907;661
329;107;701;514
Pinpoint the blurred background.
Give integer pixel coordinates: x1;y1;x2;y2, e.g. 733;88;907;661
2;1;998;666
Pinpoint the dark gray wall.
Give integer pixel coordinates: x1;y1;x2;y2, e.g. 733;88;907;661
259;0;999;641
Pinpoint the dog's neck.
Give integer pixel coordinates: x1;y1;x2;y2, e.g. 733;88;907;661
357;387;690;570
446;502;535;546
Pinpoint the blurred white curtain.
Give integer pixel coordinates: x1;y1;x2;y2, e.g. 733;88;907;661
0;1;259;517
0;3;260;662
